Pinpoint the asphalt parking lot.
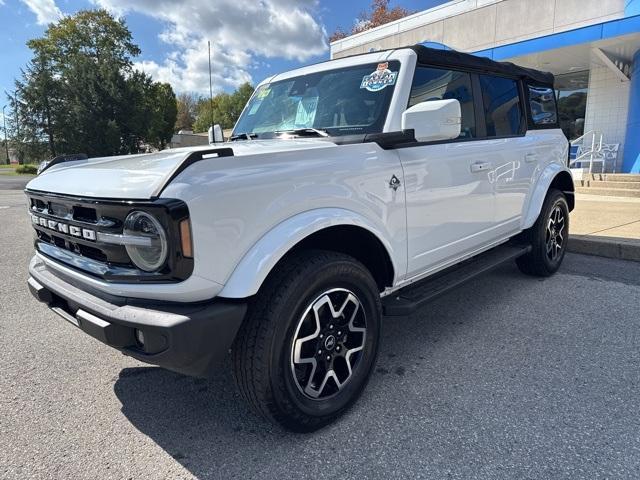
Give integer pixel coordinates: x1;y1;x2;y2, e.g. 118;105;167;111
0;173;35;190
1;188;639;480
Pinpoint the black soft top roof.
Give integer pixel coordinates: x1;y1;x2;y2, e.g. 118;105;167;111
409;45;554;87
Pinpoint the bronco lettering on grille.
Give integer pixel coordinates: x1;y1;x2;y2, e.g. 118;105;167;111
30;214;96;241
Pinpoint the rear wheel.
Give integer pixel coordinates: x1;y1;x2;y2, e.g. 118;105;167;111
232;250;381;432
516;188;569;276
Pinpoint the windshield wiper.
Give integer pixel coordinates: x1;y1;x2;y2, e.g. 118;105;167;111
230;132;258;141
275;128;329;138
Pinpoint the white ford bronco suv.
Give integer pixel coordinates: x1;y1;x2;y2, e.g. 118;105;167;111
26;45;573;432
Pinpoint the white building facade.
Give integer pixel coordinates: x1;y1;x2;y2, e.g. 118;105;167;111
330;0;640;173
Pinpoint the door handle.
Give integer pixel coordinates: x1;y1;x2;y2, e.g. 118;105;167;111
525;153;538;163
470;162;492;173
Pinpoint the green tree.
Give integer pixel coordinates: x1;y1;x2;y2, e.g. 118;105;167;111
232;82;255;119
193;82;254;132
38;9;140;71
14;48;61;158
3;92;35;163
194;93;230;132
119;70;154;153
13;9;177;159
175;93;200;132
147;82;177;149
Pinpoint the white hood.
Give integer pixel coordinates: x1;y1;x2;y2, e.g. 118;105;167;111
26;139;335;199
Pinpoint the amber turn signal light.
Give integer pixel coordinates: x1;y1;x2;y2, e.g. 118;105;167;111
179;219;193;258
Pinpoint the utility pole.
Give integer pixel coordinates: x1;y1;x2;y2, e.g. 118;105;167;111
12;93;20;146
1;105;9;164
208;40;214;129
6;92;21;164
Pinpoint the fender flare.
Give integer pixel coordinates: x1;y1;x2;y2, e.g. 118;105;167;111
522;164;574;230
218;208;398;298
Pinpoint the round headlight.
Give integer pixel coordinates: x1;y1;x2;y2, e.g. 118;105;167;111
123;211;168;272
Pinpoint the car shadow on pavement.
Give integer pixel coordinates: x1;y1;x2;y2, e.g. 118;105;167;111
111;263;583;479
113;363;288;476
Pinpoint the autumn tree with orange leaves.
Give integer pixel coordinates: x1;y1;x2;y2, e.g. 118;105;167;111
329;0;413;42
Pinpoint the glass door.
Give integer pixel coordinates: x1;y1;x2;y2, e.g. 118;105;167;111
555;71;589;141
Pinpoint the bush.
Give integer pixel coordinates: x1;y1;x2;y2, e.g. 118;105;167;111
16;164;38;175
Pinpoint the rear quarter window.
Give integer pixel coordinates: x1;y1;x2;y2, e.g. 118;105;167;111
528;85;559;128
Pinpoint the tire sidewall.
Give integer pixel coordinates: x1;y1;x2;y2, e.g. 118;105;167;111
536;191;569;273
267;257;381;420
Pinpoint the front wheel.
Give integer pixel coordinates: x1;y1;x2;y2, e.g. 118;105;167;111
516;188;569;276
232;250;381;432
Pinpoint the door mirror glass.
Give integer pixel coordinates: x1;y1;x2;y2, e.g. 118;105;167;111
401;99;461;143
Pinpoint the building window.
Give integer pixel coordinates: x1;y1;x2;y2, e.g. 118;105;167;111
409;66;476;138
529;86;558;126
555;71;588;141
478;75;522;137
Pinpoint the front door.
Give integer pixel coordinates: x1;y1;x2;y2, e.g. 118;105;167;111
398;141;496;278
398;66;496;278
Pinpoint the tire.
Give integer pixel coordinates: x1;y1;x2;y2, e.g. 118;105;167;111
516;188;569;277
232;249;381;432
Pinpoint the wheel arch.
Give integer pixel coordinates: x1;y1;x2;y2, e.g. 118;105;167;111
522;165;575;230
285;225;395;292
218;208;398;298
549;170;575;211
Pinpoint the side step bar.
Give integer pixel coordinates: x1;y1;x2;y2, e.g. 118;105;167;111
382;244;531;316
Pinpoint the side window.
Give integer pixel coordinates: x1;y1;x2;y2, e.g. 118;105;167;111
409;66;476;139
478;75;522;137
528;85;558;127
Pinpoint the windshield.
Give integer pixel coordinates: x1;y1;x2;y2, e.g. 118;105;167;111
233;61;400;139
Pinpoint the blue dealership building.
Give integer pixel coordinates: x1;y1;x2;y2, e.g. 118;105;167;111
331;0;640;173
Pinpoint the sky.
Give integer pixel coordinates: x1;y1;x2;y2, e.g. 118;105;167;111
0;0;445;104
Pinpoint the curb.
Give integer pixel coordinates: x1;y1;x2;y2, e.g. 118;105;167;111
568;235;640;262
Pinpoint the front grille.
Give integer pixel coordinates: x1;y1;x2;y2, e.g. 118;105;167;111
26;191;193;283
29;192;130;265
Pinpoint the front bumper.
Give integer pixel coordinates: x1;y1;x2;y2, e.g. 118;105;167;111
28;256;247;377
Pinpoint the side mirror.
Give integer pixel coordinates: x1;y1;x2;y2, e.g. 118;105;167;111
401;99;461;143
208;124;224;144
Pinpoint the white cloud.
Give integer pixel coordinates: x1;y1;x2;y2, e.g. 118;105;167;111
94;0;328;94
20;0;63;25
134;47;253;94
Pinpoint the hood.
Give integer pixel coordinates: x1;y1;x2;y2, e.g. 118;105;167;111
25;138;335;199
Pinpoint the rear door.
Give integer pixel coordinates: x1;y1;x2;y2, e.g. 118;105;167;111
475;74;531;237
520;84;565;218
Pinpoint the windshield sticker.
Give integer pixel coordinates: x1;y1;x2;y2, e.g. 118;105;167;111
247;86;270;115
360;63;398;92
248;100;262;115
255;86;271;99
294;90;319;127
